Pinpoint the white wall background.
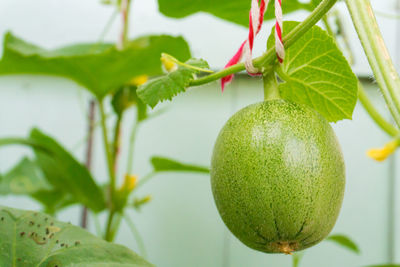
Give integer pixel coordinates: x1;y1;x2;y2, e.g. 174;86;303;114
0;0;399;266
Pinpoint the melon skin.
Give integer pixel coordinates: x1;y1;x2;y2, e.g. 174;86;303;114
211;99;345;253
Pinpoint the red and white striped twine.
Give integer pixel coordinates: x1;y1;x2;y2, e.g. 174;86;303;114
275;0;285;63
221;0;285;91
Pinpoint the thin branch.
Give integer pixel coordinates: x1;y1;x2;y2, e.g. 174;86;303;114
358;83;399;137
124;213;147;258
126;121;139;174
80;99;96;229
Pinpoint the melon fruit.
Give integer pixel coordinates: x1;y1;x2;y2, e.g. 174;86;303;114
211;99;345;254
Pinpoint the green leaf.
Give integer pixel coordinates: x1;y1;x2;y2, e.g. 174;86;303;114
365;265;400;267
326;234;360;254
111;85;148;121
268;21;358;122
151;156;210;173
0;206;153;266
137;58;209;108
0;157;51;195
28;129;106;212
112;85;139;115
158;0;308;27
0;32;191;99
31;190;77;216
0;158;73;214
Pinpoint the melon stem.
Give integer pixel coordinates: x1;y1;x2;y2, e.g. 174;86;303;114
263;72;281;100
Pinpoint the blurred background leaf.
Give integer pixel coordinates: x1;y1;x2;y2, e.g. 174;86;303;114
157;0;311;27
0;157;72;215
326;234;360;254
151;156;210;173
0;33;191;99
0;129;106;213
0;157;51;195
292;252;304;267
29;129;106;212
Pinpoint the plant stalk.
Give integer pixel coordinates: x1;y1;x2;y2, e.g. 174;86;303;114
80;99;96;229
189;0;338;87
126;120;139;174
117;0;131;50
104;0;132;241
345;0;400;127
99;101;116;203
104;210;116;241
358;83;399;137
112;114;123;171
124;213;147;258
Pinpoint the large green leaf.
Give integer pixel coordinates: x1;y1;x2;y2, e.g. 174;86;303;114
268;21;358;122
151;156;210;173
0;33;191;99
158;0;309;27
326;234;360;254
0;206;153;266
28;129;106;212
365;265;400;267
137;58;209;108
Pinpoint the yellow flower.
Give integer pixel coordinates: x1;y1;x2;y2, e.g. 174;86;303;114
367;139;399;162
121;174;138;192
161;54;177;72
129;75;148;86
142;195;152;203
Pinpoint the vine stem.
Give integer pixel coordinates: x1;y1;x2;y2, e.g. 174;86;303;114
124;213;147;258
358;83;399;137
101;98;118;241
104;0;132;242
126;120;139;174
112;114;123;171
189;0;338;87
345;0;400;127
133;172;155;192
98;100;116;202
118;0;131;50
80;99;96;229
104;211;116;241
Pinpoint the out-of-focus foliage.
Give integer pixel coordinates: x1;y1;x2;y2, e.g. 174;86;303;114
0;33;191;99
158;0;312;27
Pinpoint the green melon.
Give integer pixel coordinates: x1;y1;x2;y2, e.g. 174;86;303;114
211;99;345;254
